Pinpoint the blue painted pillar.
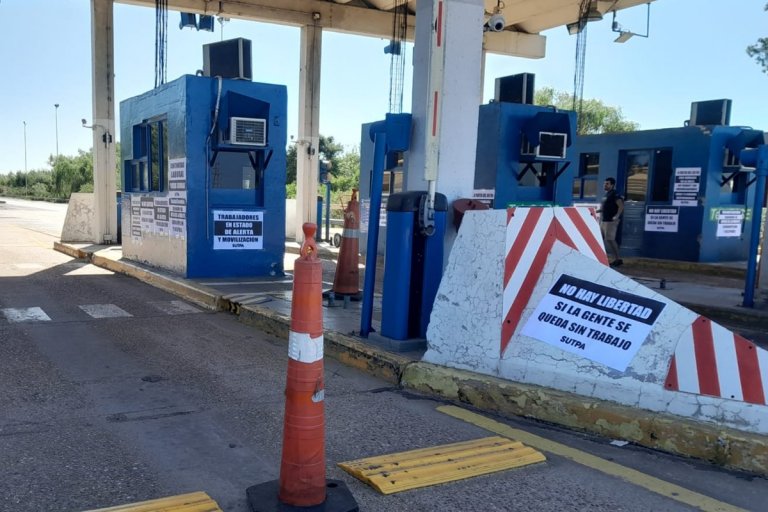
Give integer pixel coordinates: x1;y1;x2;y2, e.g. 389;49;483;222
360;125;387;337
741;145;768;308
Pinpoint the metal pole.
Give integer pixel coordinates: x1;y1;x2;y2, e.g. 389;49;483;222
743;145;768;308
54;103;60;161
324;182;331;242
23;121;28;196
360;129;386;338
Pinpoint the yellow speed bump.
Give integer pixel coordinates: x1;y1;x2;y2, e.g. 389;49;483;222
338;436;545;494
83;491;222;512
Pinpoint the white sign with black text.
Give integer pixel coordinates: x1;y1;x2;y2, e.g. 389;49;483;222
672;167;701;207
521;274;666;371
169;191;187;239
716;209;745;238
213;210;263;250
644;206;679;232
168;158;187;192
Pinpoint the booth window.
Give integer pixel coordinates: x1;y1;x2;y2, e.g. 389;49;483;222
573;153;599;200
650;149;673;202
127;118;168;192
517;162;555;188
720;171;748;204
625;152;650;202
211;152;257;189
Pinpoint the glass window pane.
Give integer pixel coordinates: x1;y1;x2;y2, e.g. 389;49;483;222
583;178;597;198
150;124;160;191
651;149;673;202
580;153;600;176
625;152;649;201
572;179;582;199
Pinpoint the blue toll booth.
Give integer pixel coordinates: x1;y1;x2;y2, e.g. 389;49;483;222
474;101;578;208
571;117;766;262
119;74;287;277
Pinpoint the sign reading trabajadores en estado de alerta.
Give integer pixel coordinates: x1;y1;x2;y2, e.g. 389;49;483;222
521;274;666;371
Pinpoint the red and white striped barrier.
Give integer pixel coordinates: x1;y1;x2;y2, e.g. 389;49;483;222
502;207;607;354
665;316;768;405
425;207;768;435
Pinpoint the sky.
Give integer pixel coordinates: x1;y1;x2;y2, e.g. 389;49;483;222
0;0;766;174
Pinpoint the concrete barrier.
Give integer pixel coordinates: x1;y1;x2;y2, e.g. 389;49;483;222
426;207;768;435
60;193;95;243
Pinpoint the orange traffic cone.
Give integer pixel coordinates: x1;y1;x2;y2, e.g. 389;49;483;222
246;223;358;512
332;189;361;297
280;223;326;506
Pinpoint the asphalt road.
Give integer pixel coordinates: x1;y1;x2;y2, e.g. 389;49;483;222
1;197;766;512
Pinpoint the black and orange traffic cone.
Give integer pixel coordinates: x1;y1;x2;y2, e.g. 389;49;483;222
246;223;358;512
332;189;361;299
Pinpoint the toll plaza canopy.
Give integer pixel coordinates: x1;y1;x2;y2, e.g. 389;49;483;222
83;0;654;246
118;0;652;57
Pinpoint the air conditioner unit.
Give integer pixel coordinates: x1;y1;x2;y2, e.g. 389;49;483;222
229;117;266;146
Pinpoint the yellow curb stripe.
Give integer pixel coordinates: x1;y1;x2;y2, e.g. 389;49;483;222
83;491;222;512
438;405;746;512
339;436;545;494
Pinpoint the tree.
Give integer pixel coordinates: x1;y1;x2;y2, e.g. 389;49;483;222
285;135;347;186
747;3;768;74
534;87;639;135
50;150;93;198
332;146;360;193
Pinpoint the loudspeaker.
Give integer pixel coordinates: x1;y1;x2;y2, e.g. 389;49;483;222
203;38;252;80
494;73;535;104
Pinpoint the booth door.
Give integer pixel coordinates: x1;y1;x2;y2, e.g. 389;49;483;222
618;151;650;257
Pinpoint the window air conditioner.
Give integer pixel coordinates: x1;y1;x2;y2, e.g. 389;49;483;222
229;117;267;146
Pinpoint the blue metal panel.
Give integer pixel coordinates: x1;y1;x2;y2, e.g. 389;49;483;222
381;211;415;340
570;125;764;262
419;209;446;338
120;75;287;278
474;102;577;208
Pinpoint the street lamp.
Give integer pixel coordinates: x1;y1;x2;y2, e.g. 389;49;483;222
23;121;28;196
54;103;60;162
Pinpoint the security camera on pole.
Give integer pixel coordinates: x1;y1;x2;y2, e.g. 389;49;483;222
246;224;358;512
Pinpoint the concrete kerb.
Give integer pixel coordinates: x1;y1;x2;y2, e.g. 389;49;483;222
625;257;746;280
401;362;768;477
52;242;224;312
678;301;768;332
52;242;768;477
53;241;90;261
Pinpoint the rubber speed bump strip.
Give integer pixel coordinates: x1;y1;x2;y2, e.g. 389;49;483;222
83;491;222;512
437;405;748;512
338;435;545;494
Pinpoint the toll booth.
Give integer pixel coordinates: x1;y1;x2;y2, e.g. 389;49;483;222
119;74;287;277
570;100;766;262
473;101;577;209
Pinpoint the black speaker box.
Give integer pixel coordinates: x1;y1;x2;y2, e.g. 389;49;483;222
203;38;252;80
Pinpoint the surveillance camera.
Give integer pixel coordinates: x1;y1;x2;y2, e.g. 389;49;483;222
488;14;505;32
81;119;87;126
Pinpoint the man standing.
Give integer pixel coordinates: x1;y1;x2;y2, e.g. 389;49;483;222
599;177;624;267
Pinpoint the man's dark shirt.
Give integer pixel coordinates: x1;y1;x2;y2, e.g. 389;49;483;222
601;189;621;221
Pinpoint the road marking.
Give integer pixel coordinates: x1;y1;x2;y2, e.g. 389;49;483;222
2;307;51;323
438;405;746;512
148;300;202;315
79;304;133;319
